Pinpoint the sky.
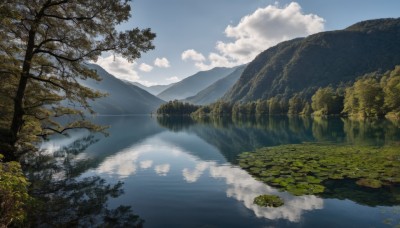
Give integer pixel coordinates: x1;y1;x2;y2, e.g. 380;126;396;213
94;0;400;86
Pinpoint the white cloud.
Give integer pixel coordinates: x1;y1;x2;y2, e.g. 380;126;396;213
166;76;179;82
209;165;324;222
182;162;210;183
96;149;140;178
154;57;170;68
182;49;206;62
185;2;325;70
140;160;153;169
94;54;139;81
139;63;153;72
154;164;171;176
92;54;157;86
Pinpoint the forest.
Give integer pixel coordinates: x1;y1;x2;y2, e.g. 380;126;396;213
157;66;400;120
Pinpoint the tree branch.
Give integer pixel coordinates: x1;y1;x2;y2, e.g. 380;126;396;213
29;74;66;90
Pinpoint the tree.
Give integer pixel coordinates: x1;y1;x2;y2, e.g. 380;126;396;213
311;86;343;116
288;94;305;115
0;154;32;227
210;101;232;116
255;100;269;116
156;100;199;115
268;97;281;115
383;66;400;113
343;87;359;116
300;102;312;116
354;77;384;117
0;0;155;160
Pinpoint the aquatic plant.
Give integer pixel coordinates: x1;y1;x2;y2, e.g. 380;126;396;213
253;194;284;207
238;143;400;196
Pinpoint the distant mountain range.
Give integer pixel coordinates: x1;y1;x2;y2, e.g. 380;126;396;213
80;64;164;115
77;18;400;115
185;65;246;105
223;18;400;102
126;81;175;96
157;67;238;101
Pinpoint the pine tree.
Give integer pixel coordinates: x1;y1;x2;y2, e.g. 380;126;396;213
0;0;155;160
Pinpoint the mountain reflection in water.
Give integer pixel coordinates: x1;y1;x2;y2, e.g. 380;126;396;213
37;115;400;227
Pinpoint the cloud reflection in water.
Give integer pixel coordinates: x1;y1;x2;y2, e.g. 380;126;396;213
154;164;171;176
209;165;323;222
94;136;323;222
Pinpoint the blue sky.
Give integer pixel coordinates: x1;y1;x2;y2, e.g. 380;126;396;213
94;0;400;86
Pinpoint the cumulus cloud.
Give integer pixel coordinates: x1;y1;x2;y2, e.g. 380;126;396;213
184;2;325;70
94;54;139;81
209;165;324;222
139;63;153;72
140;160;153;169
154;57;170;68
166;76;179;82
92;54;156;86
155;164;171;176
96;149;141;178
182;49;206;62
182;162;211;183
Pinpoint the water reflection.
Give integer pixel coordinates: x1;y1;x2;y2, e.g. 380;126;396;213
154;164;171;176
182;162;209;183
27;134;144;227
90;133;324;223
209;165;323;222
140;160;153;169
157;116;400;164
38;115;400;227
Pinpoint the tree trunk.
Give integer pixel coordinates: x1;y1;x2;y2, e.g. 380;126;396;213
8;30;36;160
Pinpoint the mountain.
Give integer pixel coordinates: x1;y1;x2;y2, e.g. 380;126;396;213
185;65;246;105
124;81;175;96
80;64;165;115
147;84;175;95
157;67;237;101
223;18;400;102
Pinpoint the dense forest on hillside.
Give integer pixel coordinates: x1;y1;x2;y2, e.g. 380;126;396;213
157;66;400;120
223;18;400;103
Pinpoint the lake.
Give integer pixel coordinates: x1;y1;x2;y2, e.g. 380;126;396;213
37;115;400;227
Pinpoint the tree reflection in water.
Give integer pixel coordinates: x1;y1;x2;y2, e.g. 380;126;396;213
23;135;144;227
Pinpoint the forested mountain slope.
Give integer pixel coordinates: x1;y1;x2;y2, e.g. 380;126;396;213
223;18;400;102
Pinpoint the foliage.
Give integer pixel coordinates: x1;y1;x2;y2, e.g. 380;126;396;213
382;66;400;118
353;77;384;117
238;143;400;202
0;0;155;160
255;100;269;116
311;87;343;116
222;18;400;103
22;135;144;227
210;101;233;116
253;194;284;207
288;93;306;115
185;66;400;120
0;154;32;227
343;67;400;118
157;100;200;115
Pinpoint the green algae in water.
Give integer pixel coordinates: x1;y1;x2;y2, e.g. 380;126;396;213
356;178;382;188
238;143;400;196
253;194;284;207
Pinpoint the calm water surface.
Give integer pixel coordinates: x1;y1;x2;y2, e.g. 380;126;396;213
40;116;400;227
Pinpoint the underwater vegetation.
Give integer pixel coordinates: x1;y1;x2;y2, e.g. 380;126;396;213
253;194;284;207
238;143;400;201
